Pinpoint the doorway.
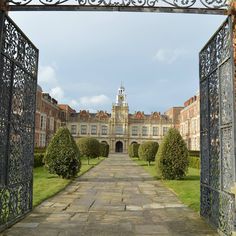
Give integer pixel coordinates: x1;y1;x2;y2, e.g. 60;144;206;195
115;141;123;153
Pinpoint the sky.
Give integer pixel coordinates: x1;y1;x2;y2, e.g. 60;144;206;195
9;11;226;113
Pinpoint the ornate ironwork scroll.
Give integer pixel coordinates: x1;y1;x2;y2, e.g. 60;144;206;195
0;12;38;231
5;0;228;14
200;17;236;235
7;0;228;7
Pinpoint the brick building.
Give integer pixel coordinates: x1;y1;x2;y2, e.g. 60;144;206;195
164;107;183;129
34;86;75;148
179;92;200;151
67;85;174;153
35;85;61;147
35;84;200;152
58;104;76;127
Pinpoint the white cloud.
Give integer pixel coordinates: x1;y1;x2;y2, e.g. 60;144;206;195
69;99;79;107
154;48;189;64
79;95;110;106
65;82;103;94
38;65;57;86
50;86;64;101
38;64;66;102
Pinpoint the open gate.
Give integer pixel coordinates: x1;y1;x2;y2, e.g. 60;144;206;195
0;0;234;234
200;16;236;235
0;12;38;231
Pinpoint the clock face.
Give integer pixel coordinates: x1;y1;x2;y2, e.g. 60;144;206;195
120;95;124;101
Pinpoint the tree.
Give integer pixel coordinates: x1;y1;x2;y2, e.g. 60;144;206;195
44;127;81;179
156;128;189;180
77;137;100;164
138;141;159;165
100;142;109;157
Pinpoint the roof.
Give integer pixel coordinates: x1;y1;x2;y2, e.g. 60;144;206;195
58;104;76;113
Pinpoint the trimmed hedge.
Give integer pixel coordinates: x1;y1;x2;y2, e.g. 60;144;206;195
128;143;140;158
34;147;46;153
100;142;109;157
133;143;140;158
188;156;200;169
44;127;81;179
188;150;200;157
138;141;159;165
156;128;189;180
77;137;100;164
128;145;132;157
34;153;44;168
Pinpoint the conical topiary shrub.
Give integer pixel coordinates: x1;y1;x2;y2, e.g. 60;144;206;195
138;141;159;165
156;128;189;179
44;127;81;179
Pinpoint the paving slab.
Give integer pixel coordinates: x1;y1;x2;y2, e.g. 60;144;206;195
1;154;217;236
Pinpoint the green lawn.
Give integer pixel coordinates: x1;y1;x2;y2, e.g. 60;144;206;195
33;157;104;207
133;157;200;212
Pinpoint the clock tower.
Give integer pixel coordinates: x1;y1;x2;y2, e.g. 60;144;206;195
110;84;129;153
115;83;127;106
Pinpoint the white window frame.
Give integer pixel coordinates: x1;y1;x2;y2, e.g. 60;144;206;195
40;114;47;131
101;125;108;135
142;126;148;136
91;125;97;135
163;127;168;136
153;126;159;136
50;117;54;131
81;125;87;135
131;126;138;136
71;124;77;134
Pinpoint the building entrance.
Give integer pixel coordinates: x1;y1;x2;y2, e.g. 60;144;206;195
1;1;236;235
115;141;123;153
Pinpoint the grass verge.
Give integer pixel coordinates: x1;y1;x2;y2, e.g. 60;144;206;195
132;157;200;212
33;157;105;207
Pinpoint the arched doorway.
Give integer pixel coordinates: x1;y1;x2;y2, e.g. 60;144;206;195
115;141;123;153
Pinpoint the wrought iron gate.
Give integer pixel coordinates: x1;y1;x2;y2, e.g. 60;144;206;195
0;12;38;231
200;16;236;235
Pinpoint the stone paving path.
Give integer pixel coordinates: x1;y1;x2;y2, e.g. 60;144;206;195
2;154;217;236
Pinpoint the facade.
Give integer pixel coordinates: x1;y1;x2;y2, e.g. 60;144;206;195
164;107;183;129
179;92;200;151
35;85;61;147
35;84;200;152
67;85;173;153
58;104;76;127
34;85;75;148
